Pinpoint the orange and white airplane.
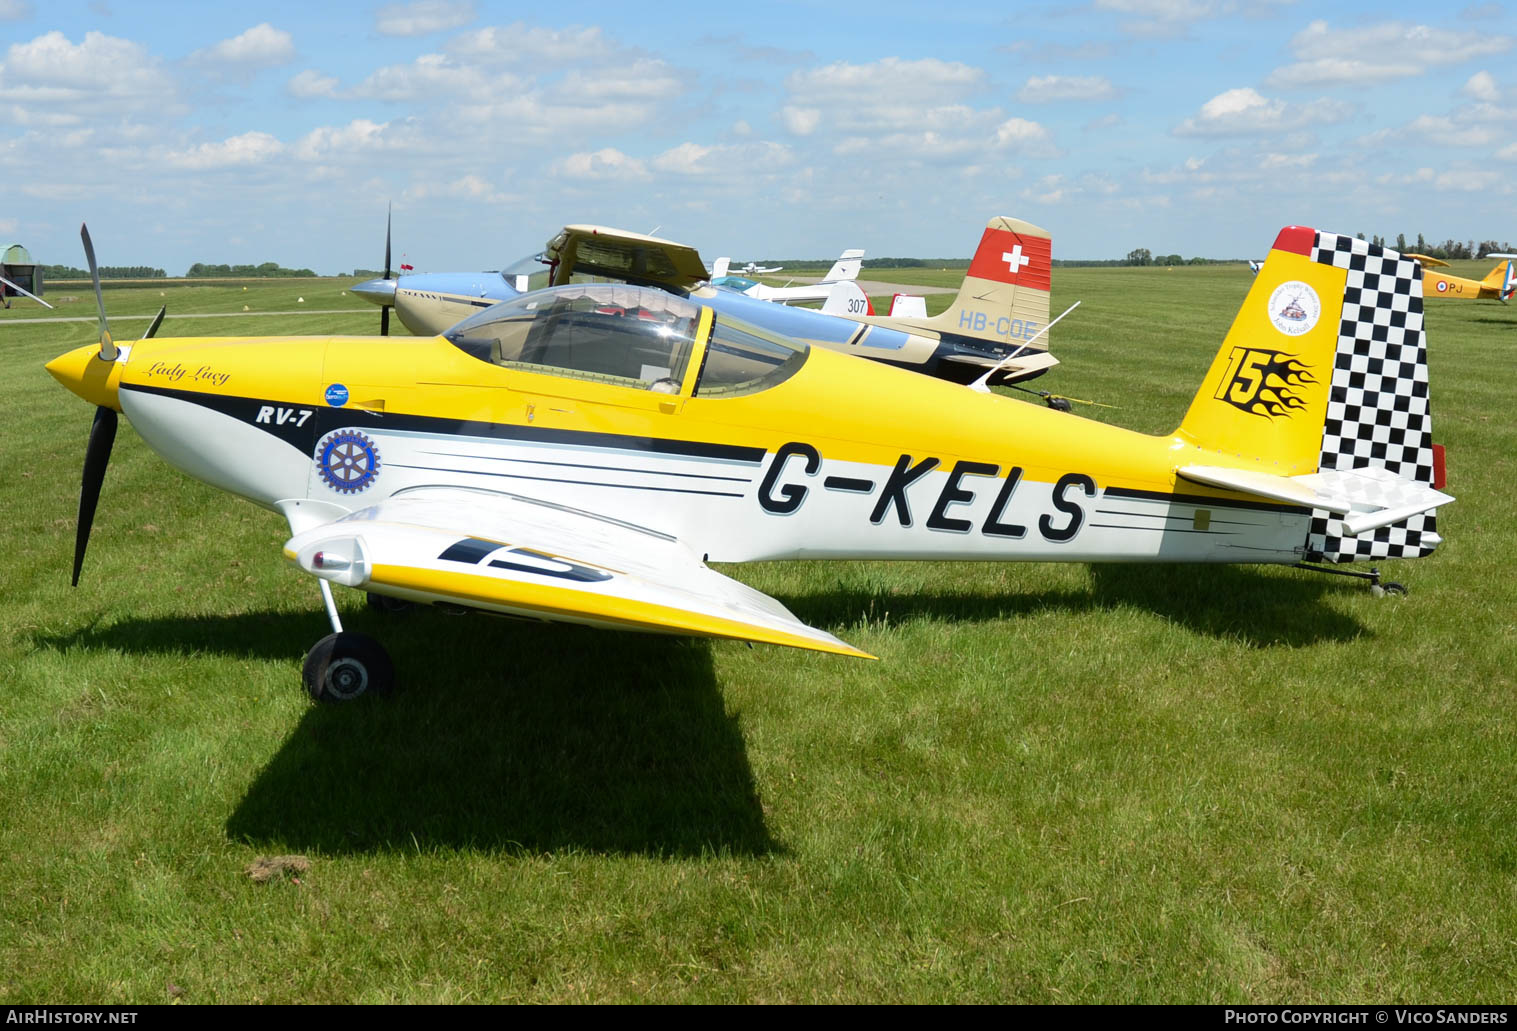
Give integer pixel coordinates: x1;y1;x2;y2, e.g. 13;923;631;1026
49;224;1453;700
1407;254;1517;302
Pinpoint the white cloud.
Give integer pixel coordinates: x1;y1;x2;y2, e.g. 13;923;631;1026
1462;70;1500;102
1498;141;1517;160
190;23;294;69
407;172;515;203
376;0;475;38
292;119;400;161
1269;20;1513;86
288;69;338;98
447;22;609;63
163;131;284;170
1017;75;1117;102
1360;114;1505;148
1093;0;1218;38
352;52;505;101
994;117;1059;156
651;140;793;177
1173;87;1352;136
788;57;985;106
0;0;33;19
554;59;684;102
782;106;820;135
555;147;649;181
0;30;178;124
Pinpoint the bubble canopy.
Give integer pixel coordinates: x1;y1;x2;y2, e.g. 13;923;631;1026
444;284;808;398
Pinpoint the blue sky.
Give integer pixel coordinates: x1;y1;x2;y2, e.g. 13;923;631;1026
1;0;1513;274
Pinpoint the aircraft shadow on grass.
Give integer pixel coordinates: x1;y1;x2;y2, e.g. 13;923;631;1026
35;613;780;859
776;563;1369;649
35;565;1366;853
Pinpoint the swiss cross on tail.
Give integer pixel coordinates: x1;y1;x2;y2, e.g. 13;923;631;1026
967;228;1051;290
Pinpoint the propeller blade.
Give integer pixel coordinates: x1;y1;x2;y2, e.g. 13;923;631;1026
141;305;166;340
80;224;117;362
72;406;119;587
0;273;54;309
380;304;390;336
383;203;393;280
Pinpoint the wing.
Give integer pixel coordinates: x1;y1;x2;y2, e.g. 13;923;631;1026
544;225;710;292
1178;464;1453;536
284;487;872;659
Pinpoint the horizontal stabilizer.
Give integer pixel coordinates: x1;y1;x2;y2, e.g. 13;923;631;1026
1178;464;1453;536
944;349;1059;381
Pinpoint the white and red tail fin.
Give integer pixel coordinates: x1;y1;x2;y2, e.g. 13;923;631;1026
889;294;926;318
820;280;873;317
1177;227;1443;562
1480;255;1517;302
820;249;864;283
912;216;1053;352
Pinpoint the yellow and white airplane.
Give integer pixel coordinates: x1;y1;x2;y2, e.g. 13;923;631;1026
49;224;1452;701
1406;253;1517;302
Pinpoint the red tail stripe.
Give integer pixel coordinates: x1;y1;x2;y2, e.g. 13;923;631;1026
966;228;1051;291
1272;226;1315;256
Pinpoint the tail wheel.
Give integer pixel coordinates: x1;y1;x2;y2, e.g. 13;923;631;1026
303;632;396;702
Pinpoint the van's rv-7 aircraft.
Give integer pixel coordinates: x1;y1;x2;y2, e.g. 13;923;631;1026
354;217;1061;389
49;225;1452;701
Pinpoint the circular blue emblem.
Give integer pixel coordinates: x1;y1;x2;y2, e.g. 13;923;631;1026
325;383;350;407
315;430;381;494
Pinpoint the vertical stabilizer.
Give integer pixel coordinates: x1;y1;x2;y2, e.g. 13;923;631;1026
1177;228;1437;562
821;249;865;283
916;216;1053;351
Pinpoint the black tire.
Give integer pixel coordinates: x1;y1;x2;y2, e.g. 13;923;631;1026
366;591;416;615
1382;581;1407;596
1047;397;1072;413
302;632;396;702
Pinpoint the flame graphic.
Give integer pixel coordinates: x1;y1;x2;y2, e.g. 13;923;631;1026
1223;350;1317;420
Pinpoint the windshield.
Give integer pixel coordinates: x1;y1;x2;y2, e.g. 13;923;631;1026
695;314;809;398
445;284;702;392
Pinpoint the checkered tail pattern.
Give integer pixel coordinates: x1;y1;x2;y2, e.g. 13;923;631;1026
1306;232;1436;562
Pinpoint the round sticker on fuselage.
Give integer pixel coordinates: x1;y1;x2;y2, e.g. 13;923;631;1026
325;383;349;407
1267;281;1321;337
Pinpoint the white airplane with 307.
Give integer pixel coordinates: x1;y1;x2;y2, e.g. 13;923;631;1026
49;224;1452;701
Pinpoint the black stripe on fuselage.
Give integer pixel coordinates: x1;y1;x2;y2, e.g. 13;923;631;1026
122;383;766;464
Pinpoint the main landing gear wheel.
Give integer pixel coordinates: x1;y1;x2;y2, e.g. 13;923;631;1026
1370;582;1407;598
303;632;395;702
366;591;415;615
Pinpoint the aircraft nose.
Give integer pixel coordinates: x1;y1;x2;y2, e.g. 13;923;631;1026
46;343;123;410
352;277;398;308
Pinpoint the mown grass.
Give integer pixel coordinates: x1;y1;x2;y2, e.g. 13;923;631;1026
1;267;1513;1003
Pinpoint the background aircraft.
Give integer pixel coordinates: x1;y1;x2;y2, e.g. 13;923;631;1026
49;224;1452;700
1406;253;1517;302
709;248;864;306
355;216;1060;387
711;259;783;276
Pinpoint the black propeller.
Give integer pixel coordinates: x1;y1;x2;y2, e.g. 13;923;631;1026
70;224;166;586
381;204;393;336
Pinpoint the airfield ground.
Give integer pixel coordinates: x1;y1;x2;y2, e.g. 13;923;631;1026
1;264;1512;1002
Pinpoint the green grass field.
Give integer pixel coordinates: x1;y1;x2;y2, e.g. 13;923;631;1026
2;266;1513;1003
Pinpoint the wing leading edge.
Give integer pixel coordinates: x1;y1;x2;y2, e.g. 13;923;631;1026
283;487;873;659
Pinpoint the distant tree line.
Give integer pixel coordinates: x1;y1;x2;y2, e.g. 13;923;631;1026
1361;233;1514;260
186;261;315;278
40;263;166;279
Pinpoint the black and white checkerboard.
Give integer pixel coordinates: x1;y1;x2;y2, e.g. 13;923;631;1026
1305;232;1437;561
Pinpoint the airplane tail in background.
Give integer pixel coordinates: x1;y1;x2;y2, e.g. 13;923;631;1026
1177;228;1444;562
820;280;873;317
917;216;1053;352
1479;255;1517;302
712;256;731;278
820;249;864;283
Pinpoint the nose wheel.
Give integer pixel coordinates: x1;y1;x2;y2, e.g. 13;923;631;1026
304;579;396;702
303;631;395;702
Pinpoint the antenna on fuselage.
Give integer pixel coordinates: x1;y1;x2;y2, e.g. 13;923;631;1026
967;300;1080;394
